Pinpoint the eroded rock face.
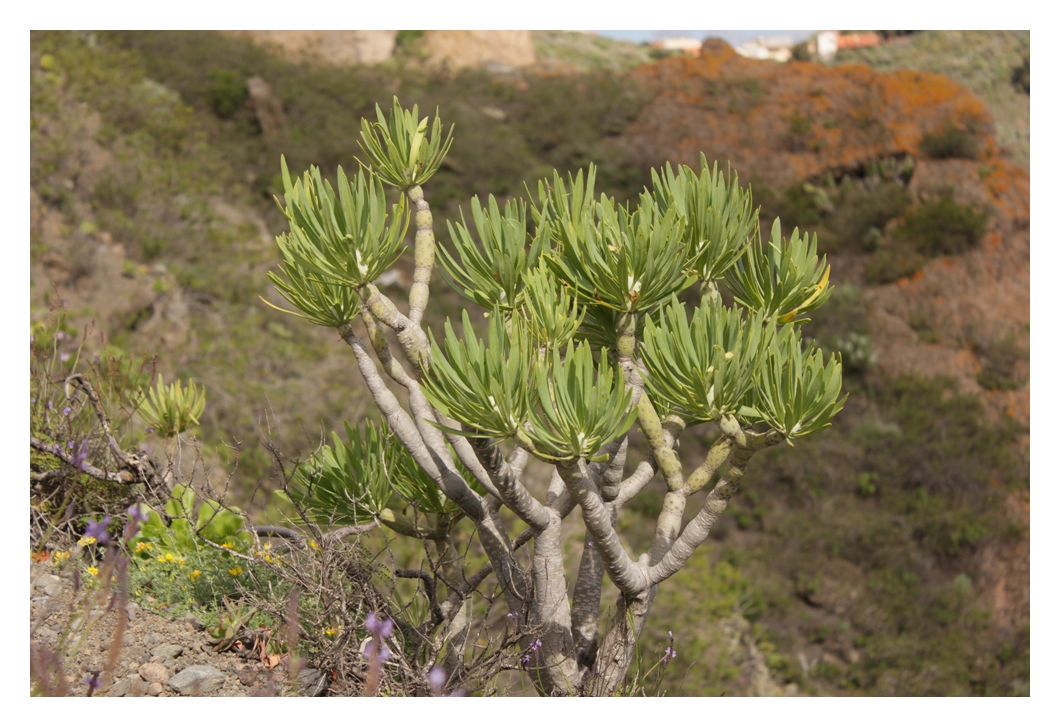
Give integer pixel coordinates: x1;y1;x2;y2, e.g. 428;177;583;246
246;76;288;140
421;30;535;70
225;31;397;66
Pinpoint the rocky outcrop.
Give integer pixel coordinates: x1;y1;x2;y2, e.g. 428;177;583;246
224;30;537;70
421;30;535;70
225;31;397;66
246;76;288;140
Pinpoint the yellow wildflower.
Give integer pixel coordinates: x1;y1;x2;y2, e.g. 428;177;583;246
308;540;320;552
77;536;97;547
221;541;235;549
53;551;70;564
229;566;243;576
165;552;175;562
87;567;98;576
190;570;202;581
135;541;153;553
323;625;342;638
157;555;167;563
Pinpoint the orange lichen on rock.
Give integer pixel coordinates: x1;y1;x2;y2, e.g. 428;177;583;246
621;44;1000;191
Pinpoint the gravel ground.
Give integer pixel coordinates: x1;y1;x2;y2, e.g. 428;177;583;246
30;561;328;697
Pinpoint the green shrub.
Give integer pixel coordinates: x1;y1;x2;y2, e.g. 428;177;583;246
1011;56;1029;94
908;309;940;342
919;121;980;160
974;333;1026;391
207;69;248;119
864;246;922;283
830;181;909;252
898;197;988;257
395;30;425;49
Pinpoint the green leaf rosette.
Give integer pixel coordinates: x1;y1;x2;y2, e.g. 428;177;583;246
357;97;454;190
641;296;771;426
726;218;832;324
525;341;638;462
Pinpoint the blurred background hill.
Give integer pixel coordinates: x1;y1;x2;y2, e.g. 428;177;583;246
29;29;1030;696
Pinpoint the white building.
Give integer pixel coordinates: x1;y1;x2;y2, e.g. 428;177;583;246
734;35;795;63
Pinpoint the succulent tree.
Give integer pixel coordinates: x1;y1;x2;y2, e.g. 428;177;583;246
266;98;845;696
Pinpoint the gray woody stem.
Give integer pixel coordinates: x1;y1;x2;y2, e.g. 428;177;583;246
570;526;605;666
647;428;783;586
469;437;551;531
528;472;580;693
340;326;482;519
346;323;531;613
648;435;732;564
361;307;500;498
361;283;430;374
557;459;648;595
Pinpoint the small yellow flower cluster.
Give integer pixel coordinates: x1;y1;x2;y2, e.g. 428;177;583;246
190;570;203;581
254;543;274;562
53;551;70;564
308;540;321;552
323;624;342;638
221;541;235;549
77;536;97;547
155;552;187;565
229;566;243;576
135;541;153;553
86;566;99;576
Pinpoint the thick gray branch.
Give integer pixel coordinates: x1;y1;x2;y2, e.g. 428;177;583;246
528;476;580;693
469;437;551;531
647;431;782;586
557;460;647;595
613;460;656;508
340;328;484;521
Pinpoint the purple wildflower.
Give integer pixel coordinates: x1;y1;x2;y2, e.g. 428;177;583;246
365;612;395;639
84;671;101;695
55;331;66;341
124;503;149;540
663;630;676;665
587;541;594;548
364;612;394;663
62;407;71;417
145;427;154;434
46;400;52;410
428;665;446;695
60;352;71;362
127;503;149;524
531;639;542;652
70;440;89;472
84;515;111;544
520;654;530;665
